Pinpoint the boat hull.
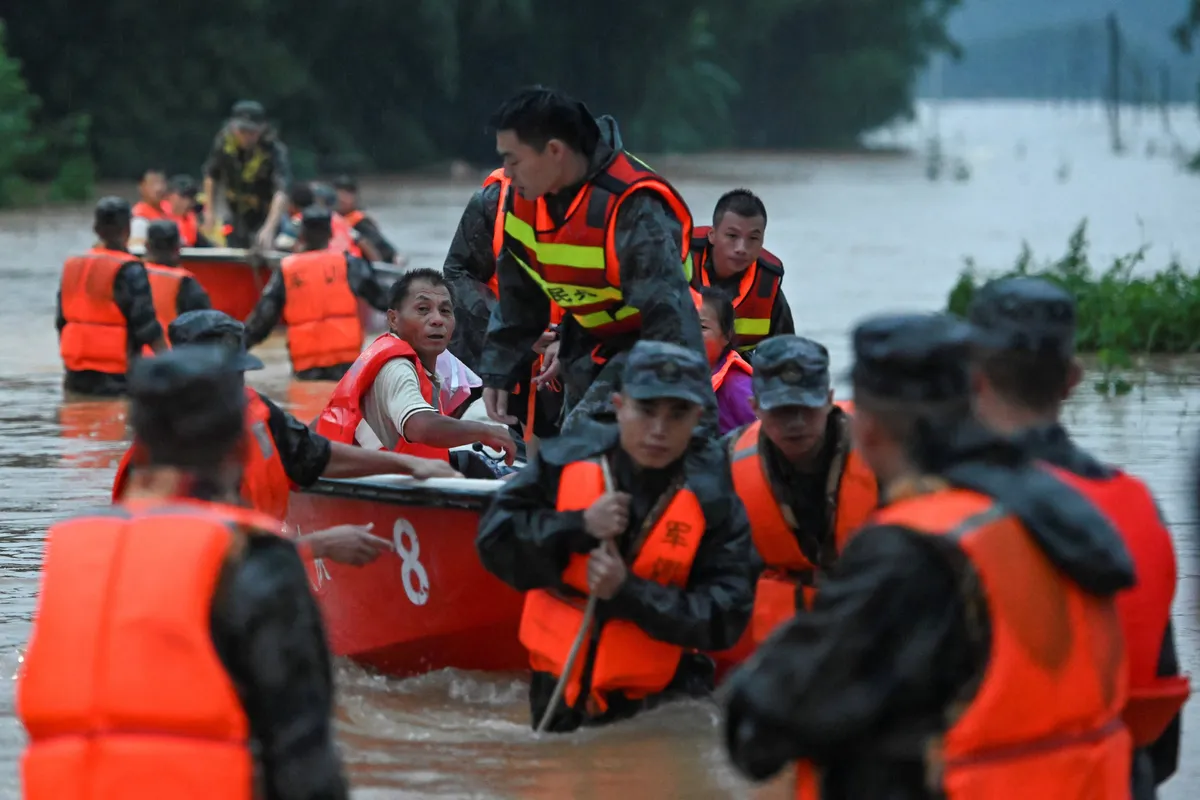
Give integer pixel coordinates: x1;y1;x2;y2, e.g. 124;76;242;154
177;247;276;320
284;476;527;677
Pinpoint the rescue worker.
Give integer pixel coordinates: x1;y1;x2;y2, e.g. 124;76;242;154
56;196;166;396
19;345;349;798
698;286;755;434
129;168;168;248
277;183;365;258
163;174;208;247
967;276;1188;799
479;86;712;437
202;100;291;250
477;340;755;732
112;310;460;564
143;220;212;332
724;312;1136;799
723;334;877;664
442;166;564;443
316;268;518;471
691;189;794;355
333;174;405;265
244;206;390;381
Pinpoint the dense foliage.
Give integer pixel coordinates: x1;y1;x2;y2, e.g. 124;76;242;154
947;221;1200;394
0;0;960;193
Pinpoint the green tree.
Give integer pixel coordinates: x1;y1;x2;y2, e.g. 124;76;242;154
0;21;42;206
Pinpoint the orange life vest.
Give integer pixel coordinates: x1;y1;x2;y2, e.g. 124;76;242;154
167;210;200;247
315;333;450;462
145;263;194;328
331;212;362;257
131;200;167;221
280;250;365;373
502;152;693;340
482;168;509;298
16;498;280;800
865;485;1131;799
730;411;877;644
111;389;293;521
342;209;365;228
59;248;137;375
1049;466;1190;747
518;459;706;714
691;225;783;352
711;348;752;391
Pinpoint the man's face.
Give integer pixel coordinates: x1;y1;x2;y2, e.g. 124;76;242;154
387;280;455;363
613;394;702;469
496;130;563;199
708;212;765;279
335;188;357;215
142;172;166;203
164;191;191;216
232;125;263;149
754;394;833;462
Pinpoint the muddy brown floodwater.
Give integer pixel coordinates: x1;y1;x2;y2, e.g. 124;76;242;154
1;101;1197;798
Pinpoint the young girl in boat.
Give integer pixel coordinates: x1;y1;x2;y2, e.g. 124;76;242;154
698;287;756;435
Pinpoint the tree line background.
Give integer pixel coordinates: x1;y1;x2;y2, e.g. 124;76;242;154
3;0;1199;210
0;0;961;206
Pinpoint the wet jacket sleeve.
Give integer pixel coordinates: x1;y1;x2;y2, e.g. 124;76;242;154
345;255;389;312
478;237;549;391
269;139;292;194
1147;620;1182;784
177;276;213;315
354;217;397;263
244;270;286;348
444;184;502;372
771;289;795;337
613;190;705;356
202;131;225;180
113;261;164;347
261;392;333;487
210;535;348;800
605;473;755;652
723;524;977;781
476;453;601;590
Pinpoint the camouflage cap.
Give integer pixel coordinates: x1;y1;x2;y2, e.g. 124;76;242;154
968;276;1076;358
168;310;264;372
622;341;710;406
751;336;831;410
851;313;976;403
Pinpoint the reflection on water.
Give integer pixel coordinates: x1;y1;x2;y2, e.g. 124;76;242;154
0;101;1197;798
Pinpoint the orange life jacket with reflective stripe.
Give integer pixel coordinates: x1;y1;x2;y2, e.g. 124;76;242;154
315;333;450;462
1048;466;1190;747
59;248;137;375
518;459;706;714
711;349;752;391
131;200;167;221
730;411;877;644
16;498;280;800
691;226;782;352
864;486;1131;800
110;389;293;521
503;152;693;340
280;250;365;372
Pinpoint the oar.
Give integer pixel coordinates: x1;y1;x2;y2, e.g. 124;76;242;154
535;455;618;734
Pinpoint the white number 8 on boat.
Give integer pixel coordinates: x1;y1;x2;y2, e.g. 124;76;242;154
393;518;430;606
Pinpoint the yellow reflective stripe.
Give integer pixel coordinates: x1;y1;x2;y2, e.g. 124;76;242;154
575;305;639;329
682;252;693;282
734;317;771;336
510;251;623;307
504;213;604;269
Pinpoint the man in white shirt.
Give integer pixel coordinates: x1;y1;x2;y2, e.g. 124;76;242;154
317;268;517;471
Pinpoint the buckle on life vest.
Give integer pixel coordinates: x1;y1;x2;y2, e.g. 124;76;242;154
1123;675;1191;747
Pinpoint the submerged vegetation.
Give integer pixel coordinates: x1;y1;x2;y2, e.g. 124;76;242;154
946;221;1200;394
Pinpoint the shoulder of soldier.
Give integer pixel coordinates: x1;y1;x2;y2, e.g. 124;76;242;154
684;438;740;500
538;423;620;467
756;247;784;275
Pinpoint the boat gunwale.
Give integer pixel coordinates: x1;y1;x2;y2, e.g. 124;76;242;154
298;475;501;511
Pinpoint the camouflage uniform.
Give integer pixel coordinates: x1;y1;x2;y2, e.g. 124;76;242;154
442;181;503;374
477;115;716;437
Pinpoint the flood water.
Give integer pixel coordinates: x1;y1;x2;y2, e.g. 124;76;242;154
1;100;1198;797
